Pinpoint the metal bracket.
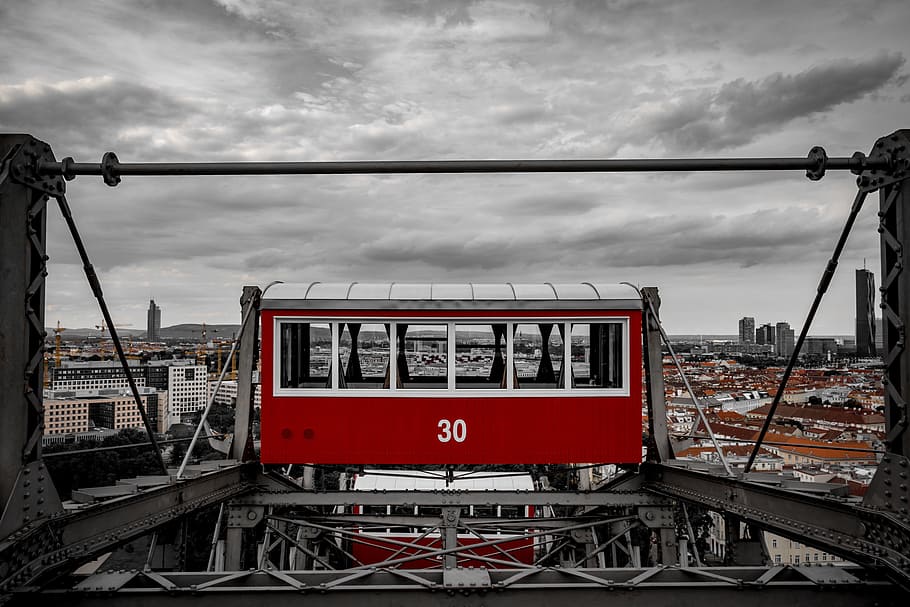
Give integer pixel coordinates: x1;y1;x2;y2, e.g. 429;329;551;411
6;139;66;197
857;130;910;192
570;528;595;543
440;506;461;528
227;505;264;528
0;460;62;540
638;506;674;529
295;525;321;539
864;453;910;524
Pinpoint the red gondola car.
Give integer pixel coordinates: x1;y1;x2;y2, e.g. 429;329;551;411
260;282;642;464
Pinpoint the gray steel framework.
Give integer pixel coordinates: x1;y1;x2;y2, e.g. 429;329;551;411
2;131;910;602
27;567;906;606
0;137;61;527
0;463;261;594
876;134;910;457
644;462;910;581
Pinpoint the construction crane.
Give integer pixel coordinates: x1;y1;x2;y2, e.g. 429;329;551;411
195;322;218;371
43;321;66;388
95;319;132;358
53;320;65;368
211;335;240;381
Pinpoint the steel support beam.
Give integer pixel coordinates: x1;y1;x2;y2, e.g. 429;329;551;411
875;135;910;457
233;489;670;508
0;463;256;593
641;287;671;462
1;136;64;541
643;462;910;588
27;566;904;606
230;286;261;461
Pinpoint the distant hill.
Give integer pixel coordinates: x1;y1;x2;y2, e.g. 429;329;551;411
51;327;146;338
49;324;241;341
158;324;242;341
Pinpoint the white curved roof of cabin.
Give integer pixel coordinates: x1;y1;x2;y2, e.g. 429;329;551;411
353;469;535;491
261;282;641;310
264;282;637;300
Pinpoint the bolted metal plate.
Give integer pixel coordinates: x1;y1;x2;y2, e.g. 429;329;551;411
796;564;861;585
570;528;595;543
74;570;138;592
0;460;62;540
6;137;66;197
227;505;264;528
442;566;491;589
864;452;910;523
858;129;910;192
638;506;674;528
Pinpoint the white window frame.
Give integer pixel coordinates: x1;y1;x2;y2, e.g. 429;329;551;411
452;321;509;391
272;316;630;398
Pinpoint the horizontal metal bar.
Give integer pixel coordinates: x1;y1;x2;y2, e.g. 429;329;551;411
37;155;887;178
41;566;902;605
675;434;887;454
42;435;216;458
293;514;597;530
234;489;669;507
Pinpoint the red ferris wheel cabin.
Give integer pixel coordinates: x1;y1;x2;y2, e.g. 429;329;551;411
259;282;643;464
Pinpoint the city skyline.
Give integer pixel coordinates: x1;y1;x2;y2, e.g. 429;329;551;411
3;2;909;333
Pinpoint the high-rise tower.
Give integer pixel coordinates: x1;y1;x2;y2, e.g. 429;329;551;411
775;322;795;357
147;299;161;342
738;317;755;344
756;323;775;345
855;269;877;356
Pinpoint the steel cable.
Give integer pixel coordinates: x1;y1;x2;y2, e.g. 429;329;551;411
53;193;167;474
745;188;869;472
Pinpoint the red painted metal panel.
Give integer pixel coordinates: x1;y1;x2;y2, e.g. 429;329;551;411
259;308;643;464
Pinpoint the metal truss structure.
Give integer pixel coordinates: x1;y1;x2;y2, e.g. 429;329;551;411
2;131;910;605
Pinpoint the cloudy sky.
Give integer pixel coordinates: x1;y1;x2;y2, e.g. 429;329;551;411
2;0;909;334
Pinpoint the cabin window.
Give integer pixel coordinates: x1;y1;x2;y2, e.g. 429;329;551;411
339;323;390;389
570;322;624;389
513;323;565;389
455;324;507;389
499;505;524;519
363;505;388;516
397;324;448;389
275;317;629;393
278;322;331;388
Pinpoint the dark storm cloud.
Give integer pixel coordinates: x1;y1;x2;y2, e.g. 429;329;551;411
6;0;906;332
0;77;193;156
242;248;311;270
357;207;848;273
359;236;514;271
643;53;906;151
496;192;601;216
